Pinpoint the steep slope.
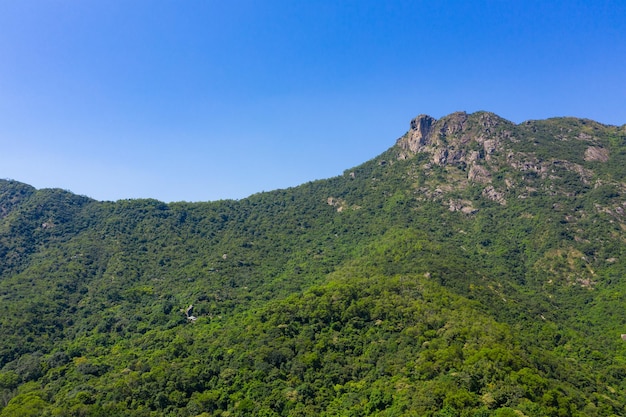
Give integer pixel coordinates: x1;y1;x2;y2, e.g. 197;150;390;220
0;111;625;416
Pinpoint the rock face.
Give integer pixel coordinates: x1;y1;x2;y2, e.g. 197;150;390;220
467;164;491;184
393;110;622;215
398;114;435;154
482;186;507;205
584;146;609;162
396;111;512;170
395;112;514;206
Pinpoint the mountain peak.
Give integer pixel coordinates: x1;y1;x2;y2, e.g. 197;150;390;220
391;111;625;209
395;111;513;167
401;114;436;153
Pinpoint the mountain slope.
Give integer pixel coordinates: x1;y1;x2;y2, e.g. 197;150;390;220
0;111;625;416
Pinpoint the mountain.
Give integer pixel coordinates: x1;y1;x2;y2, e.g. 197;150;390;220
0;111;625;416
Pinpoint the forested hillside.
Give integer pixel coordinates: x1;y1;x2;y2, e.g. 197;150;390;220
1;111;626;416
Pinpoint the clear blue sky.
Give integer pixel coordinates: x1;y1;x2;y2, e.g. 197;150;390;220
1;1;624;202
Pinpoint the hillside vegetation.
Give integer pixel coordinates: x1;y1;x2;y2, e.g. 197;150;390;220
1;111;626;416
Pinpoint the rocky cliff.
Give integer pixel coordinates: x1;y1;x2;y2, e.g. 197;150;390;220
394;111;626;213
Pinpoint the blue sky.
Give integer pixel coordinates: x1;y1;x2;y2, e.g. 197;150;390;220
1;1;624;202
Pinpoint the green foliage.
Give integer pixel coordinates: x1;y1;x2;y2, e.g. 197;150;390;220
1;113;626;415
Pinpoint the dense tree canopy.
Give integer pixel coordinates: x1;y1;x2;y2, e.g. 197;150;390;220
1;112;626;416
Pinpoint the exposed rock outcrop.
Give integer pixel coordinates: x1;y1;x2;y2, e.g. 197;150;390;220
398;114;436;154
482;186;507;205
584;146;609;162
449;199;478;214
396;111;511;167
393;111;623;216
468;164;491;184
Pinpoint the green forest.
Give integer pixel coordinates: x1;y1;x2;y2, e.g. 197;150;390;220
1;111;626;416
